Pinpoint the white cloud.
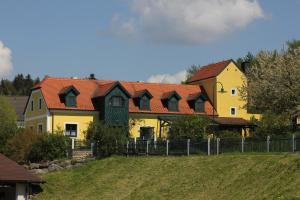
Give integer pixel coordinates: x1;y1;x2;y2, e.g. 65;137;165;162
109;0;264;45
146;70;187;83
0;41;13;79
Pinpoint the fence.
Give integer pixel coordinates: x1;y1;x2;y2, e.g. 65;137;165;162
91;135;299;157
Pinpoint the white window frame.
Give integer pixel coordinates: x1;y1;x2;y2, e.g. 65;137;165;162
231;88;237;96
37;123;43;133
230;107;237;116
64;122;79;139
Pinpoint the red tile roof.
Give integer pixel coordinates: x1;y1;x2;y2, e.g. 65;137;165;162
0;153;43;183
212;117;252;126
187;60;232;83
32;77;216;116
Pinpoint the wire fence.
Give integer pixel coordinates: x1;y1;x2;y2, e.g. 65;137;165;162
74;135;299;157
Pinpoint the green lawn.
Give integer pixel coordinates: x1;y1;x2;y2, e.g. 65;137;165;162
35;154;300;200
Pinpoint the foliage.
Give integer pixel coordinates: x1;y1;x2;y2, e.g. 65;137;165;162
85;121;128;157
4;129;42;162
251;112;291;138
0;73;40;96
168;115;211;140
216;130;241;138
240;40;300;124
182;64;201;83
0;96;17;152
36;155;300;200
28;134;71;162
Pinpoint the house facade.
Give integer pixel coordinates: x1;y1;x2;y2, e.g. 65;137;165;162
24;60;258;140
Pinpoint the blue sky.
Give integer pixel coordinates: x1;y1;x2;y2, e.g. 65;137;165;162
0;0;299;83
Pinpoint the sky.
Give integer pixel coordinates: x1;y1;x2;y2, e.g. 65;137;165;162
0;0;299;83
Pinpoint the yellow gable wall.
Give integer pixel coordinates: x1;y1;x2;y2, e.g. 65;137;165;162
24;89;48;119
216;62;259;120
129;114;169;139
49;111;98;140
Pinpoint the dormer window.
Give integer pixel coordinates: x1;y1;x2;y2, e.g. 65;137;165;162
109;96;124;107
59;85;80;108
161;91;181;112
187;92;206;113
133;89;153;111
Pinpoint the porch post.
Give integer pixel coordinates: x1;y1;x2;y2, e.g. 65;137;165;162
166;140;169;156
187;139;190;156
207;138;211;156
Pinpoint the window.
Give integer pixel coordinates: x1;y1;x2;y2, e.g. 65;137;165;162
168;98;178;112
65;93;77;107
195;98;205;113
39;98;42;109
231;88;237;96
140;127;154;140
230;107;236;116
31;100;34;111
65;124;78;137
140;96;150;110
37;124;43;133
109;96;124;107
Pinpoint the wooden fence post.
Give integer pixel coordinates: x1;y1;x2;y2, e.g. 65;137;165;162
134;137;137;151
216;138;220;155
242;137;245;153
208;138;211;156
267;136;270;153
71;138;75;150
187;139;190;156
166;140;169;156
126;141;129;157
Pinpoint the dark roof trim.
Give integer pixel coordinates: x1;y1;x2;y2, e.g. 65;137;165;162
187;92;206;101
59;85;80;96
93;81;132;98
133;89;153;99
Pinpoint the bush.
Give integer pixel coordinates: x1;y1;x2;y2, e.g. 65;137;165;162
168;115;211;140
0;96;17;152
85;121;127;157
4;129;71;163
4;129;41;162
216;130;241;138
28;134;71;162
252;112;292;138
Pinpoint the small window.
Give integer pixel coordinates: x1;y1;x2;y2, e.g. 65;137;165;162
195;98;205;113
65;93;77;107
168;98;178;112
31;100;34;111
65;124;77;137
140;127;154;140
230;107;236;116
39;98;42;109
109;96;124;107
38;124;43;133
140;96;150;110
231;88;237;96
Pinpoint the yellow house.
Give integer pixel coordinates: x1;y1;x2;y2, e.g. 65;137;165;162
24;60;258;140
24;78;215;140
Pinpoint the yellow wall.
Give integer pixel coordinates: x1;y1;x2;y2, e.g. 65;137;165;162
129;114;169;139
24;90;47;118
24;117;47;133
49;111;98;140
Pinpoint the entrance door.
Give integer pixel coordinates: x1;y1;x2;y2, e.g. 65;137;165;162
140;127;154;140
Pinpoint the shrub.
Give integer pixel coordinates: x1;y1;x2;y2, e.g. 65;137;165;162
85;121;127;157
252;111;292;138
168;115;211;140
0;96;18;152
4;129;41;162
216;130;241;138
28;134;71;162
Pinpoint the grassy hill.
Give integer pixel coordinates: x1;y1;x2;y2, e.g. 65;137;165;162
35;154;300;200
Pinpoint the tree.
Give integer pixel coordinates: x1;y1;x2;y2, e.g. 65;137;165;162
182;64;201;83
168;115;211;140
0;96;17;152
240;42;300;128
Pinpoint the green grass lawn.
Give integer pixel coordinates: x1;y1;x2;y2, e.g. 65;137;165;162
35;154;300;200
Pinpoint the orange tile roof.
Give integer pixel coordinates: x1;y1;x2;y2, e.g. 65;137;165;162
33;77;216;116
187;59;232;83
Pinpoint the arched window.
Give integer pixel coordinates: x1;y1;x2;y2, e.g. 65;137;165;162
109;96;124;107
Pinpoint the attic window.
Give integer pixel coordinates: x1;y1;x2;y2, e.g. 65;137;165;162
195;98;205;113
59;86;80;108
168;97;179;112
140;95;150;110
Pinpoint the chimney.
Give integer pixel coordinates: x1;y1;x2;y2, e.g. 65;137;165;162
241;61;250;73
89;74;96;80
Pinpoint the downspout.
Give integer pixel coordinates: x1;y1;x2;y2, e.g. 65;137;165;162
52;112;54;134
